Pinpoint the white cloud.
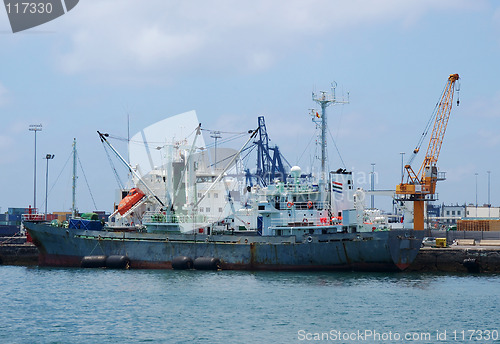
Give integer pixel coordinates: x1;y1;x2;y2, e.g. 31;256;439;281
53;0;479;82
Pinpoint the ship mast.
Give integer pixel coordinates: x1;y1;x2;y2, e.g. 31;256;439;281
71;138;77;218
312;83;348;204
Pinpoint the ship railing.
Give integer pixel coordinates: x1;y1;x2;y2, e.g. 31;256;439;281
142;211;213;224
270;215;325;227
272;200;329;211
21;213;46;222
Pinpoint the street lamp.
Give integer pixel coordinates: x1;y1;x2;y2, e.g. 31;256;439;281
371;163;376;209
29;124;42;212
400;152;405;182
210;131;221;170
487;171;491;218
44;154;55;220
475;172;478;216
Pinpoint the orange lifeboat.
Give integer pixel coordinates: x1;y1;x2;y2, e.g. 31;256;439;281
118;188;145;215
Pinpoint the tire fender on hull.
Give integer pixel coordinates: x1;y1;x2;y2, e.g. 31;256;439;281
80;255;130;269
171;256;194;270
193;257;221;270
106;255;130;269
81;255;107;268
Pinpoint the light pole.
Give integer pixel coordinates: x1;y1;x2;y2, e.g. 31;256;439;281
210;131;221;170
475;172;478;217
29;124;42;212
487;170;491;218
400;152;405;182
371;163;376;209
44;154;55;220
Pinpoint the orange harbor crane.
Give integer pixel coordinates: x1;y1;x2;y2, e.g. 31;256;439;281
395;74;460;230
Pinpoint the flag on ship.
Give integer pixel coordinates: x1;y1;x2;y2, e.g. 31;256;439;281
316;112;320;118
332;181;342;193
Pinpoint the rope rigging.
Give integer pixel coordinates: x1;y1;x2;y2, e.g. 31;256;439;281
77;152;98;211
102;140;125;190
41;144;100;212
327;125;347;169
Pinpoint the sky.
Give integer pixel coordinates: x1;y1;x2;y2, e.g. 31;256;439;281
1;0;500;214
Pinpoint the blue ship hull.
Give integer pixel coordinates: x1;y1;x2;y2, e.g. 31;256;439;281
24;221;424;271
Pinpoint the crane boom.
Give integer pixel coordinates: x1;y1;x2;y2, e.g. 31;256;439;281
396;74;459;230
417;73;459;179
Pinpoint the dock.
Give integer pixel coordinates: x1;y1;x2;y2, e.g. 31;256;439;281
408;245;500;273
0;236;38;266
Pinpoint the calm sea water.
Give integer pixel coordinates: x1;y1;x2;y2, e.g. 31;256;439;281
0;267;498;344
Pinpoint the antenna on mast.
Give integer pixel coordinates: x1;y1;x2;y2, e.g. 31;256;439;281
72;138;78;218
312;82;349;204
126;113;133;188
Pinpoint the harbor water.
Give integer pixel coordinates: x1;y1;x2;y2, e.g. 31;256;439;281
0;267;499;344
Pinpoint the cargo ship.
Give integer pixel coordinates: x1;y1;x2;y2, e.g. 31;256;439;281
23;88;424;271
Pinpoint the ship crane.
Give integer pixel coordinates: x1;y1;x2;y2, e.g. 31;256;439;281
395;74;460;230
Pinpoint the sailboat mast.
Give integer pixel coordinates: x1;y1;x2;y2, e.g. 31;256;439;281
72;138;77;217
